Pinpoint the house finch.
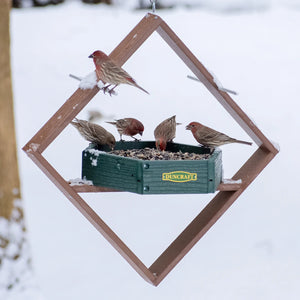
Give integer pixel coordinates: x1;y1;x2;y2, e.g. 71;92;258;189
71;118;116;149
88;50;149;95
186;122;252;148
106;118;144;141
154;115;181;151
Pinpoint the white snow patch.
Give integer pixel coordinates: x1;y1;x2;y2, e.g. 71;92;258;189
68;178;93;186
0;200;42;300
209;70;238;95
87;148;102;156
222;178;242;184
29;143;39;152
79;71;97;90
90;158;98;166
97;80;105;89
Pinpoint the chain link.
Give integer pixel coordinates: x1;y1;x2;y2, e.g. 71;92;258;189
150;0;157;13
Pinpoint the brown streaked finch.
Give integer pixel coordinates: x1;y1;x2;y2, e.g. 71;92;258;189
88;50;149;95
106;118;144;141
154;115;181;151
186;122;252;149
71;118;116;149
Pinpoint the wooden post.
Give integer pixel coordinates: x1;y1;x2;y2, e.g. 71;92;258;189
0;0;21;219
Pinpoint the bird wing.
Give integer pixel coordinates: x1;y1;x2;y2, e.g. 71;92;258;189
102;61;134;85
73;119;106;143
116;118;131;128
200;127;233;146
154;118;176;142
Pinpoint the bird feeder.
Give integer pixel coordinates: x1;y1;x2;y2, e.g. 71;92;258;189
82;141;222;194
22;13;279;286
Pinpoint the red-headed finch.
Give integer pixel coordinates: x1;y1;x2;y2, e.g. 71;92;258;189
106;118;144;141
88;50;149;95
154;115;181;151
186;122;252;148
71;118;115;149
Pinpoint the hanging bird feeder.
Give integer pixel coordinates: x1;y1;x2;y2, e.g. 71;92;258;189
22;9;279;286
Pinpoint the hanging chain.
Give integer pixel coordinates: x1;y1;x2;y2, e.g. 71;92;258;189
150;0;157;13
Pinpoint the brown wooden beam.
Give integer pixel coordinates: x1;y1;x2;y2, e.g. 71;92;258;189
25;150;156;284
71;179;242;193
109;13;163;65
156;20;278;154
22;87;99;154
149;147;276;285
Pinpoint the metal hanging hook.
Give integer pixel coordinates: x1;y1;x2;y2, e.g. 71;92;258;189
150;0;157;13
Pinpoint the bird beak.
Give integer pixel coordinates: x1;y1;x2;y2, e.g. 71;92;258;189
139;132;143;136
186;125;191;130
88;54;93;58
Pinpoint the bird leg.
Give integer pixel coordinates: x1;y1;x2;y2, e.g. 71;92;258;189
102;84;111;94
131;136;140;141
108;85;118;96
209;147;215;154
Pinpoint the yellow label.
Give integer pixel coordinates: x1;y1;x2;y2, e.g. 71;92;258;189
162;171;197;183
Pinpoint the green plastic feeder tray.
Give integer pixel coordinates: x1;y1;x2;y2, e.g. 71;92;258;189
81;141;223;194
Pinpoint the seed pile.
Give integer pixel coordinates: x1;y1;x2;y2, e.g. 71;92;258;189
108;147;210;161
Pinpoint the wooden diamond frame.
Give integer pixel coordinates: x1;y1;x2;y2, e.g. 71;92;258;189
22;13;279;286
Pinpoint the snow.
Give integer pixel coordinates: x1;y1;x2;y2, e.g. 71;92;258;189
222;178;242;184
78;71;97;90
0;200;44;300
87;148;102;156
210;71;238;95
5;1;300;300
68;178;93;186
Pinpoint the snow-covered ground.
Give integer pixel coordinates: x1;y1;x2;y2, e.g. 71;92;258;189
3;1;300;299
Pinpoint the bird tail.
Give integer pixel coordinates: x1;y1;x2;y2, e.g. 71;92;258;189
135;83;149;95
235;139;252;146
106;121;117;125
70;118;79;127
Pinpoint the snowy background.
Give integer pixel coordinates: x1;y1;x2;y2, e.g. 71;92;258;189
3;0;300;299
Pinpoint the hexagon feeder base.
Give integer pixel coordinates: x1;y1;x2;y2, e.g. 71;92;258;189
82;141;223;194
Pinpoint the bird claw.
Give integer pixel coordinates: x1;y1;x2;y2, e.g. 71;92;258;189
102;85;117;96
108;89;117;96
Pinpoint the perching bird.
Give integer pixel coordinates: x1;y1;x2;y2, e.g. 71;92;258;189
71;118;116;149
88;50;149;95
186;122;252;148
154;115;181;151
106;118;144;141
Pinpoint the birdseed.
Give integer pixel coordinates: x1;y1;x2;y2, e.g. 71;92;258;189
108;147;210;161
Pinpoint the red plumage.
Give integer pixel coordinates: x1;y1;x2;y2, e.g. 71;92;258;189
106;118;144;141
